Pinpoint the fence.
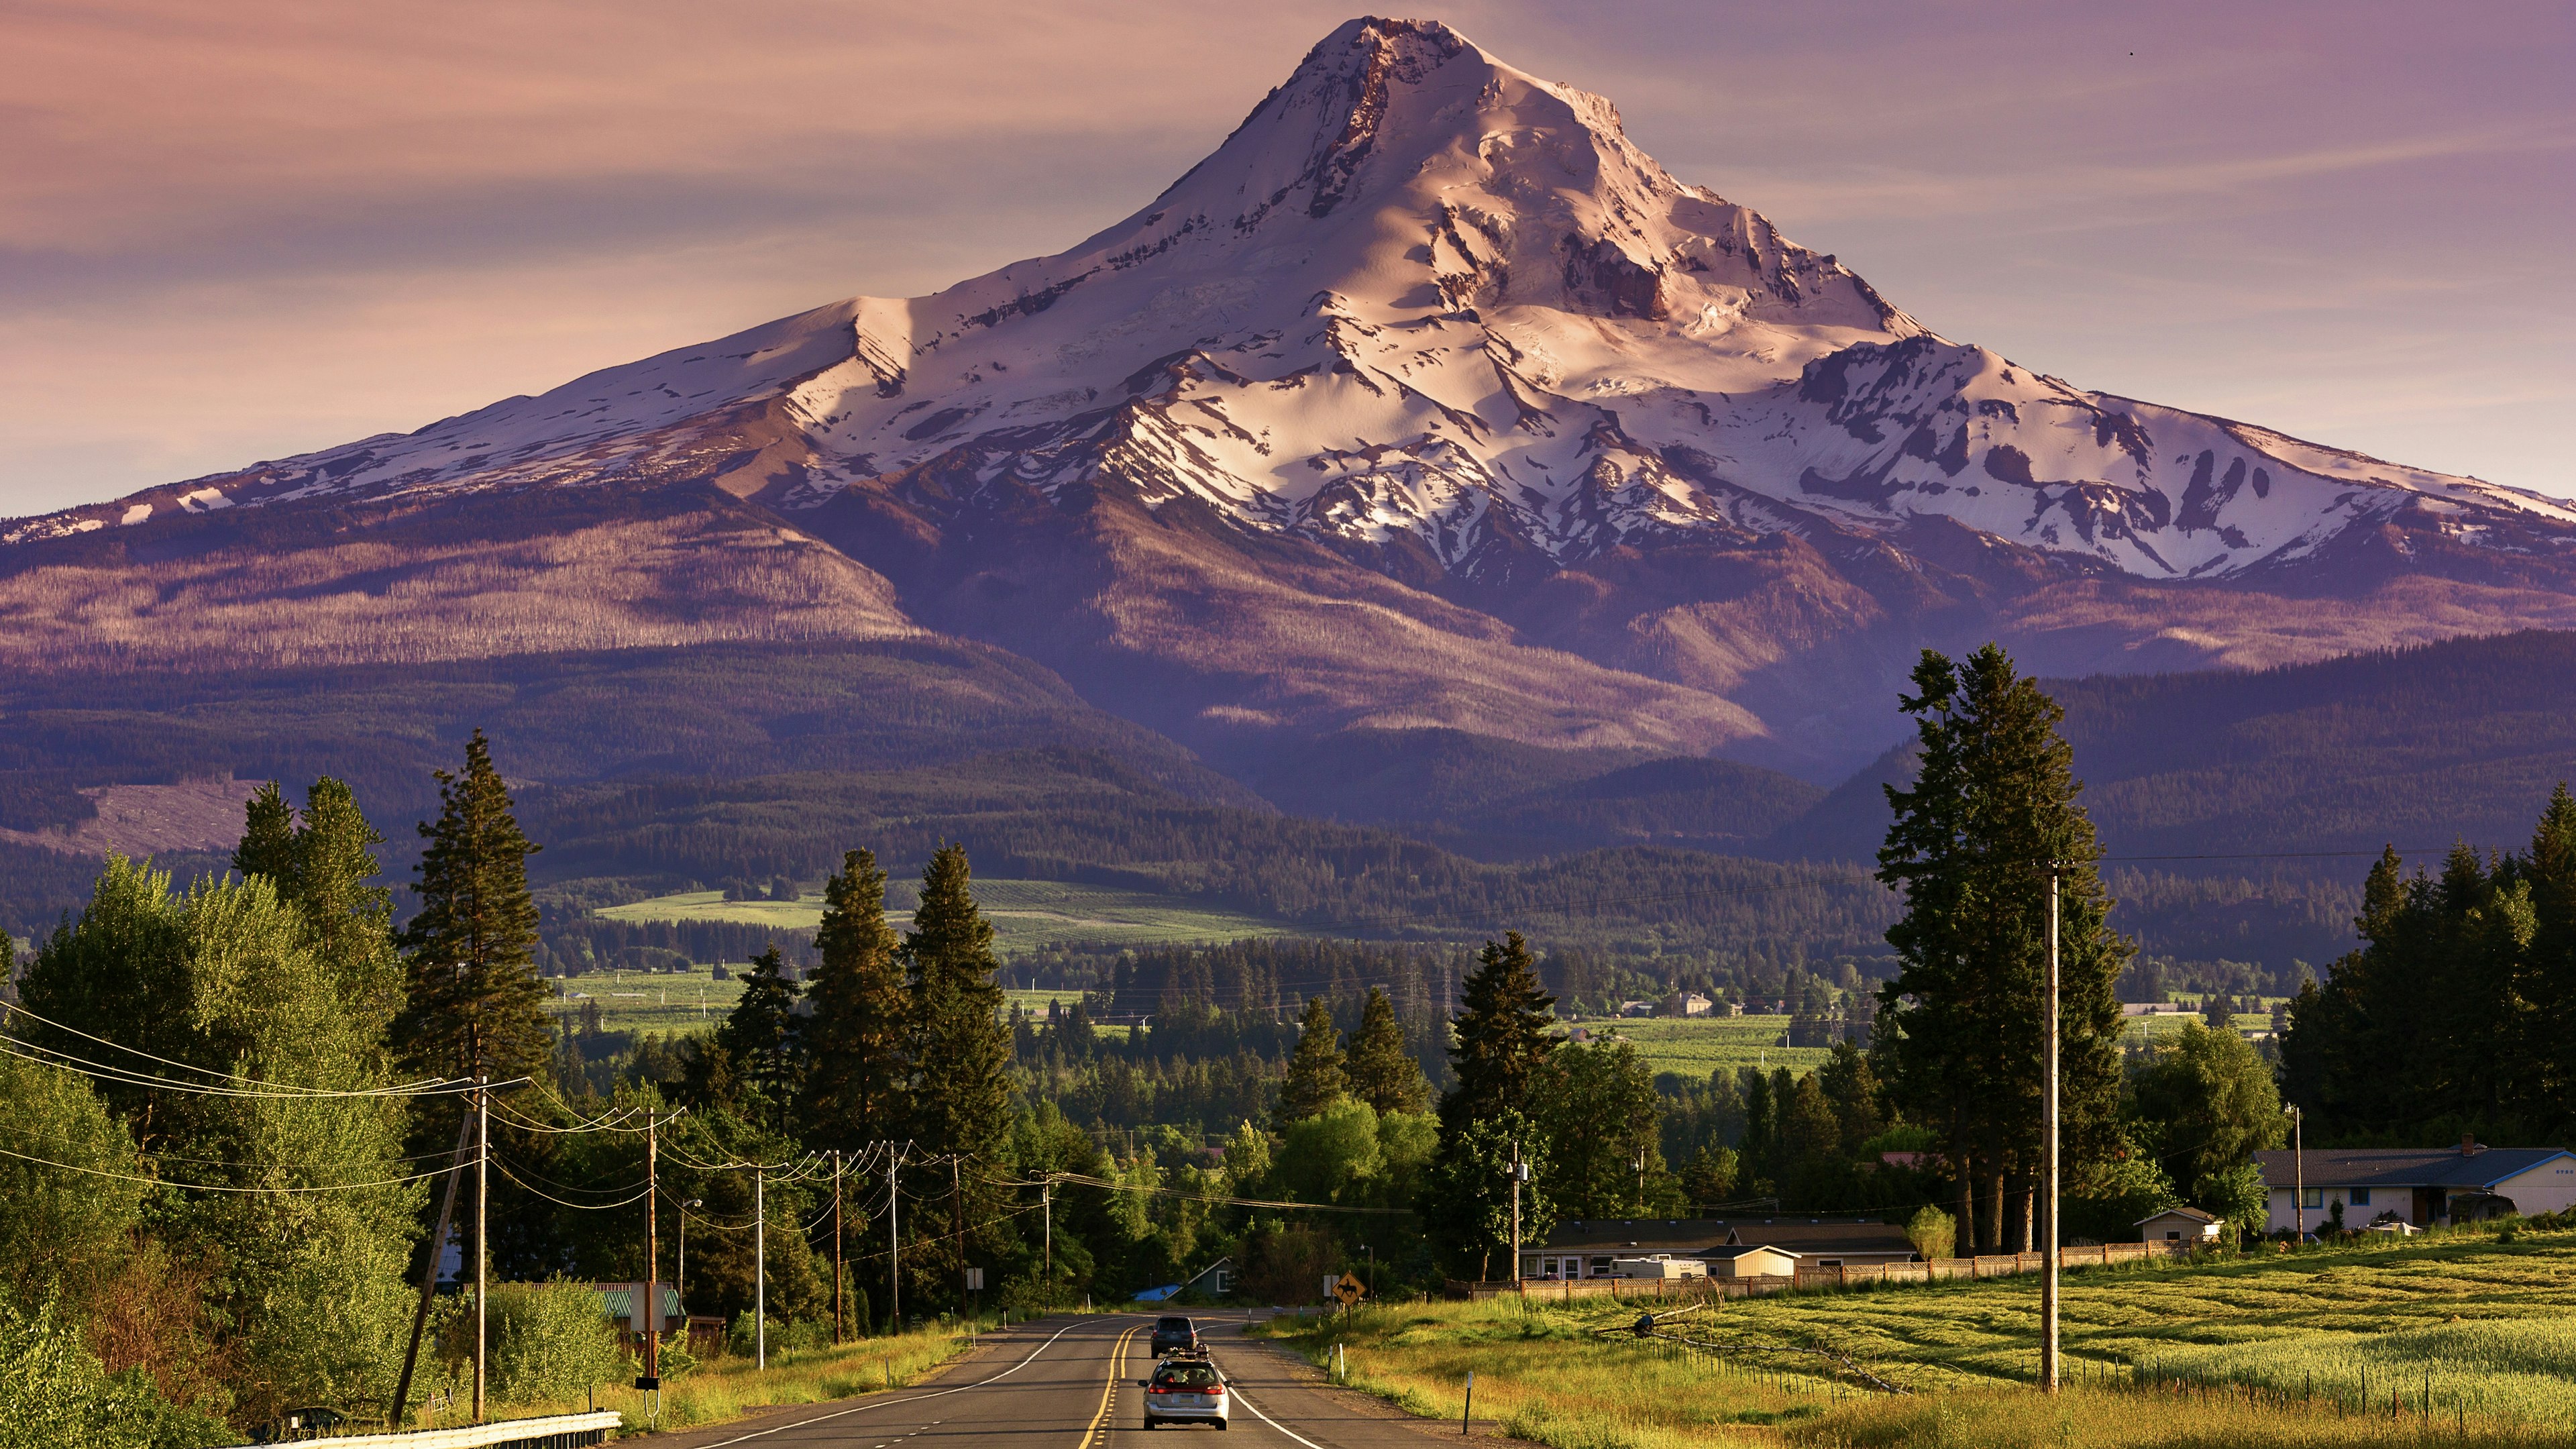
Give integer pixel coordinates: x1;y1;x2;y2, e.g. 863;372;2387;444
1448;1241;2188;1303
266;1410;621;1449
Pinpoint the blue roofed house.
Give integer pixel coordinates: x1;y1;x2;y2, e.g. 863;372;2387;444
2255;1138;2576;1233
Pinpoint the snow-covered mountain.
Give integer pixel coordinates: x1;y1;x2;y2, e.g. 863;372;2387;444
14;17;2576;773
23;17;2570;578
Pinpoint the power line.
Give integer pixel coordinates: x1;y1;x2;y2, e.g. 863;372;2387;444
0;1034;485;1102
0;1002;478;1097
0;1140;447;1195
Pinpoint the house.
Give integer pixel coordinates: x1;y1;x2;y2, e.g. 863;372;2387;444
2253;1138;2576;1233
1136;1256;1236;1302
2135;1205;2220;1244
2119;1002;2191;1018
1183;1256;1234;1297
1618;1000;1659;1018
1668;992;1713;1018
1718;1000;1744;1017
1523;1217;1918;1280
1568;1026;1593;1043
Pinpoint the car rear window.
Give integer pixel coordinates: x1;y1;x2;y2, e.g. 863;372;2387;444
1158;1317;1191;1330
1157;1364;1220;1388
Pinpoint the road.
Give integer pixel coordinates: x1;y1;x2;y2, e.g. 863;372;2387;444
651;1313;1474;1449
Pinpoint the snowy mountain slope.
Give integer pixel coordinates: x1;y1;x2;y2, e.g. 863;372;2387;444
13;17;2576;774
21;17;2567;586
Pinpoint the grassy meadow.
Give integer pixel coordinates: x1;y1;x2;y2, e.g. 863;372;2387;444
1588;1016;1831;1081
553;965;744;1036
1255;1225;2576;1448
596;878;1305;955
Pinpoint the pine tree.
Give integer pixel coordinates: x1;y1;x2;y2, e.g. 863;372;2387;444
1273;996;1346;1129
396;729;548;1088
718;946;802;1129
288;778;404;1040
802;849;910;1148
1342;986;1430;1116
902;845;1014;1308
1876;645;2128;1254
232;782;296;883
1439;931;1556;1132
2526;784;2576;1130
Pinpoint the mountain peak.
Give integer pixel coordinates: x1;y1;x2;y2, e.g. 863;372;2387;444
14;15;2573;598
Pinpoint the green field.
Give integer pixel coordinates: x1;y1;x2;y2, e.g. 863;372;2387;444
1266;1226;2576;1448
1582;1016;1832;1081
595;878;1303;954
553;965;743;1036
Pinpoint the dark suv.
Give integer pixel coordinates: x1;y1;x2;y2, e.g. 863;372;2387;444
1150;1315;1199;1356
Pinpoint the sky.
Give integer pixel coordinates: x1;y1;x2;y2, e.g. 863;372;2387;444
3;0;2571;517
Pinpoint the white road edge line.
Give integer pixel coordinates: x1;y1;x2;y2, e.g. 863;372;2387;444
1211;1353;1333;1449
690;1318;1093;1448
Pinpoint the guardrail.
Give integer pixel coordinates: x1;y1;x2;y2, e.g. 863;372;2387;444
1448;1241;2190;1301
260;1410;621;1448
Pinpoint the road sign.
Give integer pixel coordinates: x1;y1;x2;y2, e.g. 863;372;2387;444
1334;1272;1366;1305
967;1268;985;1291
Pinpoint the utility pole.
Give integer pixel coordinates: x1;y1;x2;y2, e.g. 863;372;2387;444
2289;1105;2305;1241
888;1148;902;1331
474;1076;488;1424
1507;1140;1526;1293
390;1108;476;1427
951;1155;967;1313
832;1150;846;1346
1042;1175;1053;1289
1633;1146;1647;1208
644;1110;660;1395
2040;866;2061;1394
754;1165;767;1370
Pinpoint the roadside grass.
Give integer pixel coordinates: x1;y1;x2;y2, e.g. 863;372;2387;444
1254;1227;2576;1449
478;1322;973;1436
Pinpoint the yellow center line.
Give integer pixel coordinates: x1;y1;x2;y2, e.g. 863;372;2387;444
1083;1325;1142;1448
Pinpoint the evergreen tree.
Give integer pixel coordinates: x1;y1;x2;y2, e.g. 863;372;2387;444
1423;930;1557;1277
802;849;910;1148
396;729;548;1088
1818;1039;1888;1157
716;946;802;1130
1343;986;1429;1116
1876;645;2129;1254
902;845;1014;1309
1438;931;1556;1131
1273;996;1346;1129
232;782;296;883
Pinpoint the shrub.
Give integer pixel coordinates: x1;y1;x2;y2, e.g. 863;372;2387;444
489;1281;623;1405
1904;1203;1955;1260
0;1295;230;1449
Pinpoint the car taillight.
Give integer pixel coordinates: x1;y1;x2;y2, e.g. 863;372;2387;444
1207;1385;1225;1395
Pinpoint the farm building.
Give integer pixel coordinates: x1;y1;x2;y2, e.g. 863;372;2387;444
2135;1205;2220;1244
2253;1140;2576;1233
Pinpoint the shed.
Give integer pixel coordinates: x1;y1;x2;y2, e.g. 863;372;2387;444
1704;1246;1799;1279
2135;1206;2220;1244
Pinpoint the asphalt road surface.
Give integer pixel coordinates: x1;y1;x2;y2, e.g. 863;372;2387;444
653;1313;1474;1449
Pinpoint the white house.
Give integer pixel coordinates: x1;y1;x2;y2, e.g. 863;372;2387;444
2135;1205;2220;1244
2253;1140;2576;1234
